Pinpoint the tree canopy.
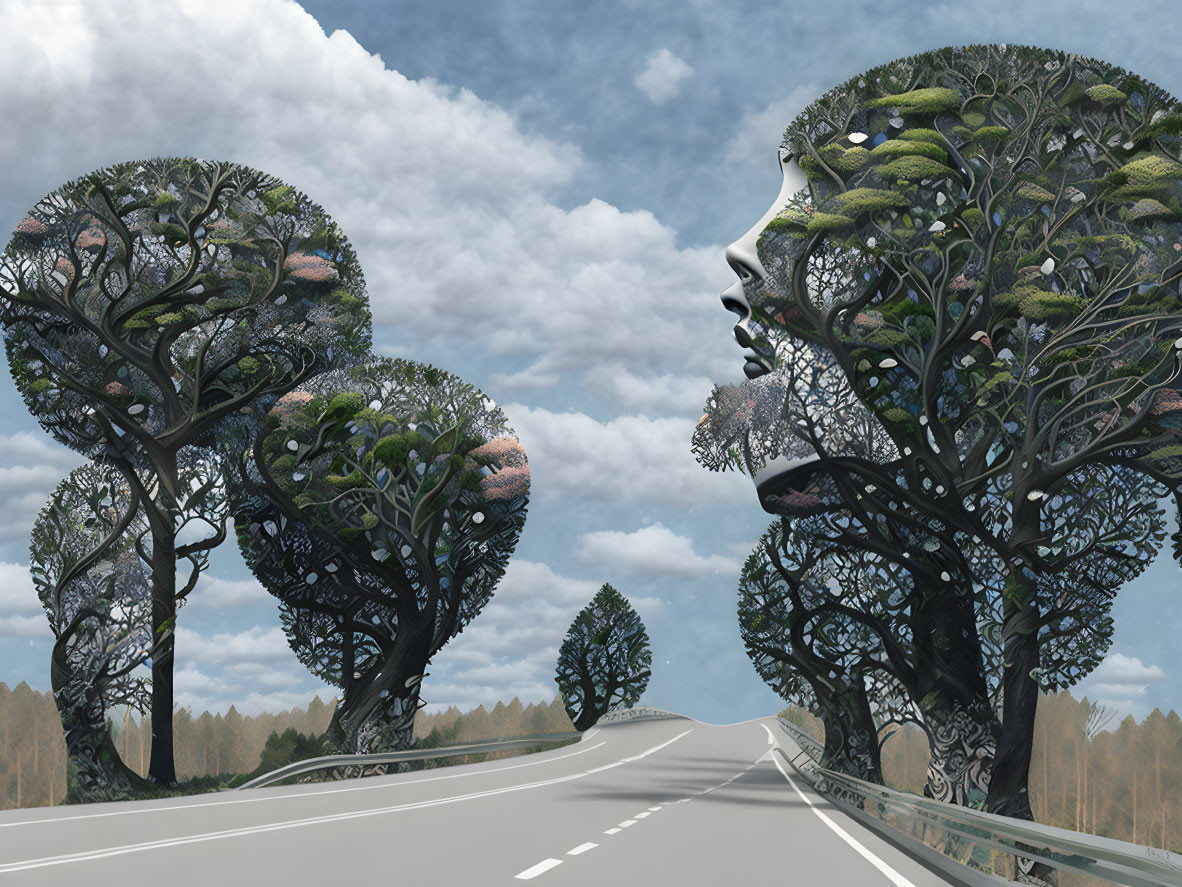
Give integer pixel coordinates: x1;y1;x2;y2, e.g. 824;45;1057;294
555;583;652;731
230;358;529;757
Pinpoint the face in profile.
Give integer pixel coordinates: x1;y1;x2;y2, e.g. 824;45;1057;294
721;149;808;379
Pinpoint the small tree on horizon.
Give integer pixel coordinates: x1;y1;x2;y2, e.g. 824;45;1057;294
555;584;652;731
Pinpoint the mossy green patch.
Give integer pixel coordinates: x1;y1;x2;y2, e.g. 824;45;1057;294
1016;182;1057;202
869;139;949;164
805;212;855;233
968;126;1009;146
1085;84;1127;106
897;128;945;146
961;207;985;227
865;87;961;114
1126;197;1173;221
994;284;1087;321
1104;155;1182;197
880;155;958;182
832;188;911;216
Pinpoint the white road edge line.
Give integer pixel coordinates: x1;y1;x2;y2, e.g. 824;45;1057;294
765;727;917;887
0;730;694;873
567;842;597;856
0;740;609;830
516;858;562;879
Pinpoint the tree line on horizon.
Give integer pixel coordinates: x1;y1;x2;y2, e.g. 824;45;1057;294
0;682;575;809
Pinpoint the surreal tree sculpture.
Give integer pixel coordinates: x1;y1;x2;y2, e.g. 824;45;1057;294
698;47;1182;865
555;583;652;731
229;358;529;762
739;522;894;785
1;157;372;785
31;454;227;800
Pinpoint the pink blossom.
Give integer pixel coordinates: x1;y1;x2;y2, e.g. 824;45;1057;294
1150;388;1182;417
272;389;314;426
53;255;74;284
481;465;530;500
283;252;339;284
15;217;48;236
470;436;526;468
105;381;130;397
75;226;107;250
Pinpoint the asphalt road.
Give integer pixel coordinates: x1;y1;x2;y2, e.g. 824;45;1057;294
0;715;959;886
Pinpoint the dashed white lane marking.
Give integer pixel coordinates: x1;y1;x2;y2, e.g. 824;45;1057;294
647;806;662;811
770;743;918;887
0;740;609;830
634;811;652;819
516;859;563;880
0;731;694;874
604;828;622;835
567;843;597;856
618;819;637;828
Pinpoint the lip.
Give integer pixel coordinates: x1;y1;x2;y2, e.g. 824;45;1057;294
743;352;772;379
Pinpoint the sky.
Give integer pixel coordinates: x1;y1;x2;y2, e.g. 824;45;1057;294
0;0;1178;729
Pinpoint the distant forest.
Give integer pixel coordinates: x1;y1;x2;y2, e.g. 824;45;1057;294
0;684;575;808
782;690;1182;856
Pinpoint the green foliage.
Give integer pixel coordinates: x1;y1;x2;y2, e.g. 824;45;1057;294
879;155;958;183
372;433;412;469
994;284;1087;321
863;87;961;114
1085;84;1128;106
897;128;946;145
1016;182;1057;202
321;391;365;424
832;188;911;216
967;125;1009;146
869;139;949;164
806;212;854;234
961;207;985;227
1104;156;1182;198
256;727;323;774
799;144;871;178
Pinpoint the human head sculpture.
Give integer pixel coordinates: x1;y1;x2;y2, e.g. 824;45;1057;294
715;43;1182;517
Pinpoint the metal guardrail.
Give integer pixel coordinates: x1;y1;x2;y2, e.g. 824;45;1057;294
597;706;684;724
775;719;1182;887
236;731;581;790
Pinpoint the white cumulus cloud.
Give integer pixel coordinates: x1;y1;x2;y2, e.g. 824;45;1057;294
506;404;753;507
575;524;741;579
634;49;693;104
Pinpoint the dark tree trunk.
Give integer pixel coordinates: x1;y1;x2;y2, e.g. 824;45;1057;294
816;677;883;784
147;451;180;787
50;637;157;803
321;618;432;776
987;495;1059;886
910;574;1000;807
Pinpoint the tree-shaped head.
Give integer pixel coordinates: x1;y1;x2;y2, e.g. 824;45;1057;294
0;157;372;460
724;44;1182;471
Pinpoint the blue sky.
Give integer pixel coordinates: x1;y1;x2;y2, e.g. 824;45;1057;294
0;0;1177;727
